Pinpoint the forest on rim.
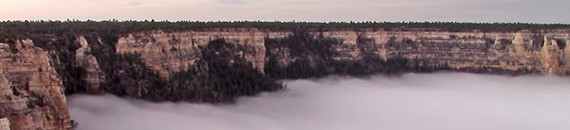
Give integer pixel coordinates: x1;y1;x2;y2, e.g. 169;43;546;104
1;20;569;38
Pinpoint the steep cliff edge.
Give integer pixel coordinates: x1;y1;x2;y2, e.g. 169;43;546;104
116;29;570;80
0;40;71;130
115;29;288;79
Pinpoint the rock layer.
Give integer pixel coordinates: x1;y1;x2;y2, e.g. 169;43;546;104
0;40;71;130
116;29;570;80
75;36;105;93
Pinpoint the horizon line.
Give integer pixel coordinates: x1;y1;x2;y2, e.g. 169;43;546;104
1;19;569;25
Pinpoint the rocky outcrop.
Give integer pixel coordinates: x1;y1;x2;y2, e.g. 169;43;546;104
116;29;289;79
74;36;105;93
116;29;570;80
0;40;71;130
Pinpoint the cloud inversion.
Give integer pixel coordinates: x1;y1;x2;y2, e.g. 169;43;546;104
68;73;570;130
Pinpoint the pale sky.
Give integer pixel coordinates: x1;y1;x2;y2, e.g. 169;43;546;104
1;0;568;23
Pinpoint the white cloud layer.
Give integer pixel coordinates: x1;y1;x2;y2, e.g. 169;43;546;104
68;73;570;130
0;0;568;23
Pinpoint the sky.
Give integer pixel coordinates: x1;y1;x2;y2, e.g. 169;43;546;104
1;0;568;23
68;73;570;130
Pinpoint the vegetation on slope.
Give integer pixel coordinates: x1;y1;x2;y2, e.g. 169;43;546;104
264;30;453;79
0;20;569;39
165;39;283;103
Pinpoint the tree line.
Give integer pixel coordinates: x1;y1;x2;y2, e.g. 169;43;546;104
1;20;568;40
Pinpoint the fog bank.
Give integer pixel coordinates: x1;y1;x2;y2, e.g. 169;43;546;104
68;73;570;130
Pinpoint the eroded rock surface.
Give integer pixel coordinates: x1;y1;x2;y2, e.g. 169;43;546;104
116;29;570;79
0;40;71;130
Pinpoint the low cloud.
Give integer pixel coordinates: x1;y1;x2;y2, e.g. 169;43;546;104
68;73;570;130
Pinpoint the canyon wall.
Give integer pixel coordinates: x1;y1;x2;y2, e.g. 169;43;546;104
0;40;71;130
115;28;290;79
116;29;570;80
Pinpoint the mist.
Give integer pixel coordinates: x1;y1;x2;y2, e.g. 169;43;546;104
68;73;570;130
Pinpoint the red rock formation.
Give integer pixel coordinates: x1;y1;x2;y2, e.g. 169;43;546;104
116;29;570;80
0;40;71;130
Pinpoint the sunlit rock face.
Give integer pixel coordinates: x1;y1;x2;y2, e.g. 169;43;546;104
116;29;290;79
116;29;570;80
0;40;71;130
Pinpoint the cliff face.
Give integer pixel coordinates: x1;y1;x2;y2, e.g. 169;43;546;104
0;40;71;130
116;29;570;81
115;28;289;79
75;36;106;93
356;30;569;74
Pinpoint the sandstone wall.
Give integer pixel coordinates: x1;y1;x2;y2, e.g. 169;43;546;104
0;40;71;130
116;29;289;79
116;29;570;79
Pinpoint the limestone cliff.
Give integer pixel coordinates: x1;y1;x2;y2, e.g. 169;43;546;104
115;28;288;79
116;29;570;81
0;40;71;130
